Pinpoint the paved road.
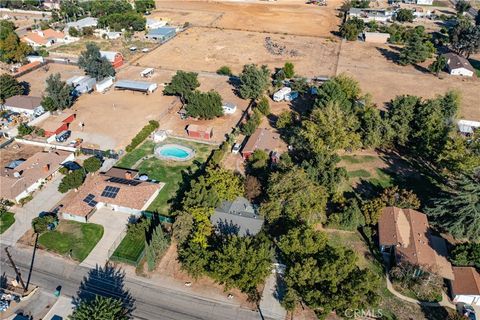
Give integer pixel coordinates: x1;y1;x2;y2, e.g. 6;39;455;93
0;246;264;320
0;174;65;246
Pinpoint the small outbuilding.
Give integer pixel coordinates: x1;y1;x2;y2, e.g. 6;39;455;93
457;119;480;135
114;80;158;93
100;51;124;69
65;17;98;31
273;87;291;102
95;76;114;93
2;95;44;117
146;27;176;42
364;32;390;43
222;102;237;114
141;68;155;78
146;18;167;29
186;124;213;140
450;267;480;306
443;53;475;77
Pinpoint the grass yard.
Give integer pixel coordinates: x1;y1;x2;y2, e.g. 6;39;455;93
0;212;15;234
340;155;376;164
111;228;146;263
347;169;371;179
38;221;103;262
117;138;214;215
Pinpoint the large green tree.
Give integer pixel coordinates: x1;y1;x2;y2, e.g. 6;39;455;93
395;9;414;23
399;33;435;65
427;175;480;242
386;95;419;146
58;170;85;193
134;0;155;13
69;295;128;320
185;90;223;119
0;31;32;63
0;74;24;103
163;71;200;103
78;43;115;80
42;73;73;111
448;18;480;58
340;17;365;41
238;64;270;100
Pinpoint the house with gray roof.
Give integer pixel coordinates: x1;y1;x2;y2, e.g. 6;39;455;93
146;27;176;42
211;197;264;236
66;17;98;31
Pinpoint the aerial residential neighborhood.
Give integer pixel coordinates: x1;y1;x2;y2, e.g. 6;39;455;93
0;0;478;320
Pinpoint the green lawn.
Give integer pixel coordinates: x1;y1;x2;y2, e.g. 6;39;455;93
112;230;146;263
341;155;376;164
0;212;15;234
117;138;214;215
369;168;394;188
347;169;371;179
38;221;104;262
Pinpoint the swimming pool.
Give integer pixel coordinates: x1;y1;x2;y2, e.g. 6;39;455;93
155;144;195;161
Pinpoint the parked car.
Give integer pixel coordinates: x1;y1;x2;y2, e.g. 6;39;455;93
55;130;71;142
232;143;241;154
129;46;137;52
142;48;150;53
463;305;477;320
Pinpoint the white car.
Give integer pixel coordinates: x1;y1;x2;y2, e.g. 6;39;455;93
232;143;241;154
142;48;150;53
129;46;137;52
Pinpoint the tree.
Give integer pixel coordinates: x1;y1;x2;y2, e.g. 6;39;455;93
204;167;244;203
340;17;365;41
261;168;328;225
58;170;85;193
399;33;435;65
145;224;169;271
240;109;262;136
178;242;212;279
379;186;421;209
455;0;471;14
395;9;414;23
327;198;365;231
387;95;419;146
134;0;155;13
32;215;55;234
42;73;73;111
256;96;270;115
0;32;32;63
185;90;223;119
211;235;272;298
437;132;480;174
450;242;480;269
172;211;194;245
98;12;146;31
283;61;295;78
17;123;33;136
0;74;23;103
244;175;262;202
315;75;360;113
238;64;270;100
449;18;480;58
357;105;387;148
163;71;200;103
69;295;128;320
429;54;447;76
78;43;115;80
216;66;232;76
427;175;480;242
68;26;80;37
189;207;214;248
477;9;480;26
83;156;101;173
361;198;385;225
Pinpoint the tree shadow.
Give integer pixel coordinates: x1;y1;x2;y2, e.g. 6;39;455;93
20;81;30;95
420;305;452;320
227;76;242;98
73;263;135;316
377;46;401;64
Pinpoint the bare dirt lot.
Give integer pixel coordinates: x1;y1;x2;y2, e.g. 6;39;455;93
0;142;43;168
137;27;340;77
154;0;342;37
17;63;83;96
337;42;480;121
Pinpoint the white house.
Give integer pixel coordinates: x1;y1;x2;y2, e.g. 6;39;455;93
22;29;68;48
65;17;98;31
444;53;475;77
451;267;480;306
273;87;292;102
348;8;393;22
457;119;480;135
416;0;433;5
96;76;114;93
222;102;237;114
146;18;167;29
2;95;44;117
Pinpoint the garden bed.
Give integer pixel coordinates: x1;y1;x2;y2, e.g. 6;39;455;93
37;220;104;262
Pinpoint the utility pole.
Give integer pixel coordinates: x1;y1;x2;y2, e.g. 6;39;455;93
4;247;27;292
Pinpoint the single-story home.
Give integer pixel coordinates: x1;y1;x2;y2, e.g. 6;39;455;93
22;29;67;48
211;197;264;236
0;151;73;203
364;32;390;44
65;17;98;31
60;167;163;223
348;8;393;22
457;119;480;135
2;95;44;117
416;0;433;5
146;27;177;42
450;267;480;306
186;124;213;140
114;80;158;93
100;51;124;69
241;128;284;160
378;207;454;280
443;53;475;77
146;18;167;29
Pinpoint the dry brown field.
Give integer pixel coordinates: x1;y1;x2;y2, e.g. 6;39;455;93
154;0;342;37
137;27;340;77
337;42;480;121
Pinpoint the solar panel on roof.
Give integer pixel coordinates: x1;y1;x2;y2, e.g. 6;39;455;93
83;194;95;203
101;186;120;198
88;200;98;207
108;177;141;186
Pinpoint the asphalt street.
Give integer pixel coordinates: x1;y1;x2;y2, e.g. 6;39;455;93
0;246;264;320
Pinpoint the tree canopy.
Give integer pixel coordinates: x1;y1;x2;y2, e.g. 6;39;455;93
69;295;128;320
238;64;270;100
185;90;223;119
448;18;480;58
163;71;200;102
42;73;73;111
0;74;24;103
78;43;115;80
399;33;435;65
83;156;102;173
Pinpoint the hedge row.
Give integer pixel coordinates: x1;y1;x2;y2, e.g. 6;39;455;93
125;120;159;152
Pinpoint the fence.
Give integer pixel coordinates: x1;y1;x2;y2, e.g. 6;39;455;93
80;147;119;159
14;138;76;152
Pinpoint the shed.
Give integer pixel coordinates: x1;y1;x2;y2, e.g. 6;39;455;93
222;102;237;114
443;53;475;77
457;119;480;135
146;27;176;42
114;80;158;93
273;87;291;102
146;18;167;29
74;77;96;94
100;51;124;68
141;68;155;78
65;17;98;30
364;32;390;43
95;76;114;93
186;124;213;140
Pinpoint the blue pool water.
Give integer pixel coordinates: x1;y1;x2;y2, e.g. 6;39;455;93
159;147;190;159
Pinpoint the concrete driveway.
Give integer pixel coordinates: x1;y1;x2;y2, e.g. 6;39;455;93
0;174;65;246
79;207;130;268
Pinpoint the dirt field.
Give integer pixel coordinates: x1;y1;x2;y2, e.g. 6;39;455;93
137;27;339;77
154;0;342;37
337;42;480;121
17;63;83;96
0;142;43;168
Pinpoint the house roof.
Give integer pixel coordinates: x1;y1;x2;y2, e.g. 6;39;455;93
23;29;64;45
457;119;480;134
147;27;176;37
100;51;121;62
378;207;454;280
186;124;213;132
211;197;264;236
0;151;71;200
443;53;475;73
452;267;480;296
242;128;283;155
104;167;139;179
16;61;41;74
60;173;162;217
3;95;42;110
66;17;98;29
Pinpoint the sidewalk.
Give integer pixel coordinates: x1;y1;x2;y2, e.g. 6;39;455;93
0;174;65;246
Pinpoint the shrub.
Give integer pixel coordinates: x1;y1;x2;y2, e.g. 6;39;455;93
210;142;230;166
125;120;159;152
18;123;33;136
58;170;85;193
216;66;232;76
241;109;262;136
32;215;55;234
256;96;270;116
83;156;101;173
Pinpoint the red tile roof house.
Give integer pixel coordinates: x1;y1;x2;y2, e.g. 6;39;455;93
0;151;73;203
378;207;454;280
22;29;67;49
241;128;285;160
450;267;480;306
60;167;164;223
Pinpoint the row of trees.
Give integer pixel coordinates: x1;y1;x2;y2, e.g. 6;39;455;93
0;20;32;63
